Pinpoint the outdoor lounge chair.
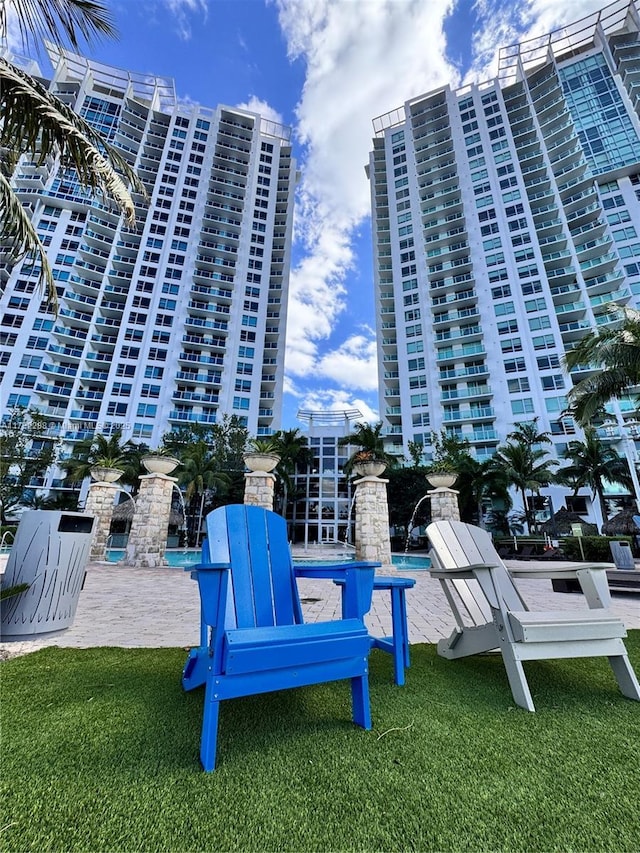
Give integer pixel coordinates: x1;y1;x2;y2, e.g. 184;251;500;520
182;504;379;771
426;519;640;711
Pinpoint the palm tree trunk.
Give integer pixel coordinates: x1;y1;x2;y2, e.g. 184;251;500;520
196;491;206;547
596;484;609;531
521;487;532;534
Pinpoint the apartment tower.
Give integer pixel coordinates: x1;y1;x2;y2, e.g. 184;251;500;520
367;0;640;523
0;47;296;495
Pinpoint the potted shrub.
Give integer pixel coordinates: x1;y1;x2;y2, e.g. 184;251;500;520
243;439;281;473
89;457;125;483
425;461;458;490
351;450;387;478
141;450;180;476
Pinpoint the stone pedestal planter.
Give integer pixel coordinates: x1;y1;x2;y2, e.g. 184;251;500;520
244;471;277;511
428;487;461;523
243;452;280;473
353;460;386;478
125;473;177;567
426;472;457;490
85;482;121;561
141;455;180;476
354;475;392;566
90;467;124;483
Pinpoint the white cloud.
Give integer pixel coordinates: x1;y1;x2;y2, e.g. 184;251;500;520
235;96;284;126
162;0;209;41
272;0;459;390
467;0;610;82
315;333;379;392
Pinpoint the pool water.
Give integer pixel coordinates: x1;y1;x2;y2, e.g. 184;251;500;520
105;550;431;570
105;549;201;567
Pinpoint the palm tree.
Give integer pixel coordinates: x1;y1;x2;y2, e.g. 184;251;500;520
337;421;400;478
457;455;512;527
1;0;146;310
507;419;553;449
556;428;634;528
271;429;311;519
564;304;640;425
178;441;230;546
492;433;557;535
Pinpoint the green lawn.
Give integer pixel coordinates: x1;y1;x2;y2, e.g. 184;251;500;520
2;635;639;852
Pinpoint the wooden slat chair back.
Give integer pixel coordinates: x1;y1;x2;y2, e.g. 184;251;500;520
427;519;640;711
182;504;376;771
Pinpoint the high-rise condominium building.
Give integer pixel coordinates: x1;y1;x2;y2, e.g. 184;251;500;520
1;47;296;493
367;0;640;524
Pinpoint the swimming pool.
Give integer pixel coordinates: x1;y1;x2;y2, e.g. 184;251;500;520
104;550;431;570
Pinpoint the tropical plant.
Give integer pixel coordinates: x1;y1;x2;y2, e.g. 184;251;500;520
556;427;634;528
425;430;467;474
59;431;141;490
1;0;146;310
457;454;512;527
270;429;312;519
337;421;399;478
564;304;640;425
423;432;512;526
492;420;557;535
177;441;230;546
245;437;280;455
406;440;425;468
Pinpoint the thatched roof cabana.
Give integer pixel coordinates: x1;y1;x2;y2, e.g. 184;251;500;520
540;507;598;537
601;509;640;536
112;498;185;527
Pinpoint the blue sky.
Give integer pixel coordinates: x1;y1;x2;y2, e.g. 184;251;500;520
12;0;610;429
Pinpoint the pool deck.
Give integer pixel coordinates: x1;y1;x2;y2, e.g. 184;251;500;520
1;557;639;660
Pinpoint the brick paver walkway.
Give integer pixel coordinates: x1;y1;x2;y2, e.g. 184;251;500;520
1;558;638;658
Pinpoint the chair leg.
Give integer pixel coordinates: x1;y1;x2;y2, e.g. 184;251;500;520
609;654;640;701
351;674;372;730
200;682;221;772
390;587;408;686
500;645;536;712
182;647;208;691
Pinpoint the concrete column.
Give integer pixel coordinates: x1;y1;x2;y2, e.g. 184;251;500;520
125;473;177;568
243;471;276;511
429;487;460;522
354;475;392;566
84;483;119;561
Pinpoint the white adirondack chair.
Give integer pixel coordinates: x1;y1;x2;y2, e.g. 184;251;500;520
427;520;640;711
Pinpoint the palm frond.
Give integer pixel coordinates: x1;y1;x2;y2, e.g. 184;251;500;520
0;169;57;309
1;0;116;52
1;57;148;222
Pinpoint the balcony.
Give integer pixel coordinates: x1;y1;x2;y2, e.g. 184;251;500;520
443;406;495;422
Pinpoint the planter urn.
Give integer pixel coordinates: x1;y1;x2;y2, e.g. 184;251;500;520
141;455;180;476
243;452;280;473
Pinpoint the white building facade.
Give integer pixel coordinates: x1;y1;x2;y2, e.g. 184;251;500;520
367;0;640;527
1;47;296;494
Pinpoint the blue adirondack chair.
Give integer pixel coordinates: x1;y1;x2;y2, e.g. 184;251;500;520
182;504;379;771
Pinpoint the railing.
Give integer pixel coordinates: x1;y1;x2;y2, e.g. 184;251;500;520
0;530;15;551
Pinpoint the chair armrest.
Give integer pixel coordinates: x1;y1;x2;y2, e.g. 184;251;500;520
294;561;380;579
186;562;231;573
188;562;231;582
429;562;499;578
294;562;379;619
